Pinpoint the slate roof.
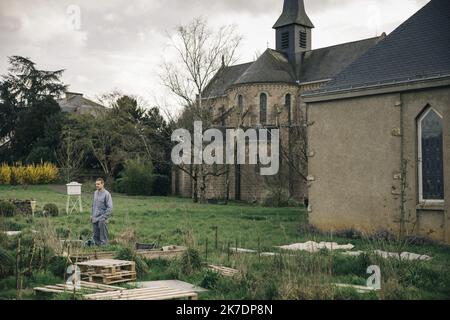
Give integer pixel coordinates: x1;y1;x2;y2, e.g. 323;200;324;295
299;36;384;83
202;62;252;98
273;0;314;29
233;49;296;86
202;35;382;97
57;92;104;114
310;0;450;94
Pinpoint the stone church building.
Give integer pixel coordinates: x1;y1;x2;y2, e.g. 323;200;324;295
172;0;385;203
304;0;450;243
172;0;449;244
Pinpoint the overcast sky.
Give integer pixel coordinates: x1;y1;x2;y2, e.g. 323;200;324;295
0;0;429;113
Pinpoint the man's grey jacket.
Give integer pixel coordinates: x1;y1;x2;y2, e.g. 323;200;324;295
91;189;113;223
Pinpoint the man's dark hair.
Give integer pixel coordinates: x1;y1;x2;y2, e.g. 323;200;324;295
96;178;105;184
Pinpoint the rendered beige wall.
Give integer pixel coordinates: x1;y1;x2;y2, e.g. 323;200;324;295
307;86;450;243
401;87;450;242
307;93;403;234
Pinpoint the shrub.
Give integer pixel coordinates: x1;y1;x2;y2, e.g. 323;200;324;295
404;235;437;246
334;228;363;240
263;189;297;207
48;256;69;278
0;248;15;277
366;229;397;242
43;203;59;217
200;270;220;289
0;201;16;217
56;227;70;238
152;175;170;196
0;164;11;184
116;159;155;196
297;223;322;236
180;248;203;275
114;247;149;277
0;162;58;185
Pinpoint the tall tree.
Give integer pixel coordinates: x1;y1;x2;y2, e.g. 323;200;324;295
161;17;242;203
0;56;67;162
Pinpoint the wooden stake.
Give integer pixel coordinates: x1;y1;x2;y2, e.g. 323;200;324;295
214;226;218;250
16;236;21;300
205;238;208;262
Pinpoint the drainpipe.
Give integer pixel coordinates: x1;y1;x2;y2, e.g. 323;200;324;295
398;93;406;237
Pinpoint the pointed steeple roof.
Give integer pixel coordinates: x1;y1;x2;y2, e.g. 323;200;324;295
273;0;314;29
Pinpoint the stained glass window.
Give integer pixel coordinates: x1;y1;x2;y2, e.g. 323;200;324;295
419;108;444;201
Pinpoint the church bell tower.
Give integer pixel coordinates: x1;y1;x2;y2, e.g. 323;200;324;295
273;0;314;66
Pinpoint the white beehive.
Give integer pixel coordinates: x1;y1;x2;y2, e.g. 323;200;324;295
66;182;82;196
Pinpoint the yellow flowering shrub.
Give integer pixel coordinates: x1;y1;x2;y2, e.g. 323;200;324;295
0;164;12;184
0;163;59;185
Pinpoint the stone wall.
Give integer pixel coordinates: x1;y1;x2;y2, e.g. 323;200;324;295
172;81;309;203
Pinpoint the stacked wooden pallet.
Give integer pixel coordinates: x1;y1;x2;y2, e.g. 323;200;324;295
76;259;136;285
208;265;241;278
34;281;123;295
67;251;116;262
84;286;198;300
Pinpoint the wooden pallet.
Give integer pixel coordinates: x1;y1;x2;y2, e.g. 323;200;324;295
136;246;187;260
76;259;136;285
208;265;240;278
34;281;123;295
67;251;116;262
84;286;198;300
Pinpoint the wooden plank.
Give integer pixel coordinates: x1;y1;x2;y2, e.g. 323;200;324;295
79;281;122;291
34;287;65;294
84;287;198;301
85;287;171;298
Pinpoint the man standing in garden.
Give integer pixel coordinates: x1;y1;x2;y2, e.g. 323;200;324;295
91;178;113;246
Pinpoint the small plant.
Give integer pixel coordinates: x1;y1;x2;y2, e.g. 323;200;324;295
367;229;397;242
180;248;202;275
334;228;363;240
263;189;297;207
0;201;16;217
48;256;69;278
0;247;15;277
56;227;70;239
297;223;322;236
115;247;150;277
200;270;220;289
43;203;59;217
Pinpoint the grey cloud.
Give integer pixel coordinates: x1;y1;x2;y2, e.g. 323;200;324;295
0;0;430;109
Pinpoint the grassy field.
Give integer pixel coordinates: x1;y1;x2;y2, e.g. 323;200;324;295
1;184;450;300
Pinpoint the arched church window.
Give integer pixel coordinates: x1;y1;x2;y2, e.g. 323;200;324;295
418;107;444;202
238;95;244;114
285;94;292;124
260;93;267;125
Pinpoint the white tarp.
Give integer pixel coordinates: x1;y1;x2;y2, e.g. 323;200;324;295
342;250;432;261
278;241;355;253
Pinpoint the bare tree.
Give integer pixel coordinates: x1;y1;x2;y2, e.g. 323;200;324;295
55;129;86;183
161;17;243;203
